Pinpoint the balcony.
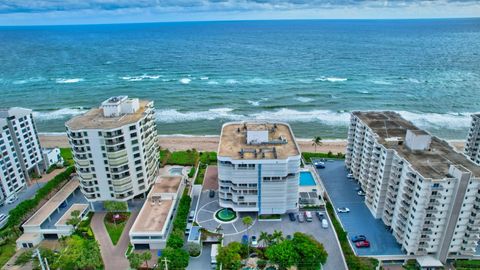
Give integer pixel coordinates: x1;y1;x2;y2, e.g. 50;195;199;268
107;149;127;159
112;176;132;186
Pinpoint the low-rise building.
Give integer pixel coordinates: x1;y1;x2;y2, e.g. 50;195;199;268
65;96;159;203
129;175;185;249
217;122;301;214
465;114;480;165
16;179;89;249
42;148;63;171
345;111;480;262
0;107;43;204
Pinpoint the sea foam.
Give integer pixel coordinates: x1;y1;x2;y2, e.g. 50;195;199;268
295;97;314;103
179;78;192;84
315;76;348;82
33;108;87;120
55;78;84;84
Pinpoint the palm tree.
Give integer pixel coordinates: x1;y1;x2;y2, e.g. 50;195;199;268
259;231;269;248
272;230;284;244
140;251;152;269
242;216;253;255
312;136;323;152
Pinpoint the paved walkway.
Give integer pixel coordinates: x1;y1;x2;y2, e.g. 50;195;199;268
91;211;139;270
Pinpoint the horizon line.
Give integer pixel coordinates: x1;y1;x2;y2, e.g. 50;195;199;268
1;16;479;27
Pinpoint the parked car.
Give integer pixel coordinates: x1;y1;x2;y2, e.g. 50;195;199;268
251;236;258;247
337;207;350;213
315;211;325;221
188;210;195;222
242;235;249;245
351;235;367;242
315;164;326;169
314;161;324;166
209;189;215;198
305;211;313;222
347;173;354;179
0;214;9;229
321;219;328;229
6;195;17;205
357;191;366;196
355;240;370;248
297;213;305;223
288;212;296;222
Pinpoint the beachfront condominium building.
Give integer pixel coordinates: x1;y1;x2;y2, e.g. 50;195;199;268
465;114;480;165
0;107;43;203
65;96;159;202
346;111;480;262
217;122;301;214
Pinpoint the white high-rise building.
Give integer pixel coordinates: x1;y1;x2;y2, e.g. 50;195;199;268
217;122;301;214
465;114;480;165
0;108;43;203
65;96;159;202
346;111;480;262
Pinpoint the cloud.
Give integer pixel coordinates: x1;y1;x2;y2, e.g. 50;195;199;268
0;0;478;25
0;0;479;14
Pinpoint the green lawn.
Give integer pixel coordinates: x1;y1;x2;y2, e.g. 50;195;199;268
104;213;131;245
0;241;16;267
302;152;345;163
60;148;74;166
455;259;480;270
160;149;199;166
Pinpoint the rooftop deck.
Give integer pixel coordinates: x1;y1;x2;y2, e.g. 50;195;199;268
23;179;80;227
353;111;480;179
130;175;183;234
218;122;300;160
65;100;151;130
55;204;89;226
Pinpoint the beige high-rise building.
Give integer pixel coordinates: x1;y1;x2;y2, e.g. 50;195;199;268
65;96;159;202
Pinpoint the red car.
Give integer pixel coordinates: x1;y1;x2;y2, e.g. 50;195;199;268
355;240;370;248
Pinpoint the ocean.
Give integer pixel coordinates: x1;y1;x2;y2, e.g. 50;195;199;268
0;19;479;139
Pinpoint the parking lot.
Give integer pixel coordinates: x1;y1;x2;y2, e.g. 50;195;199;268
315;159;404;256
0;182;46;216
194;185;346;270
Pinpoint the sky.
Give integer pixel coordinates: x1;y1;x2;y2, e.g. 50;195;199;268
0;0;479;26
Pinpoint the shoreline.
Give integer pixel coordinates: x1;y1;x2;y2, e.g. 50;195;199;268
39;134;465;154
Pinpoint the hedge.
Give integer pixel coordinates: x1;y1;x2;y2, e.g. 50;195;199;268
326;201;378;270
6;166;75;228
302;152;345;162
455;259;480;269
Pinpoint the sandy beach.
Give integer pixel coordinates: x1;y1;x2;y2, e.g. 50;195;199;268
39;134;465;154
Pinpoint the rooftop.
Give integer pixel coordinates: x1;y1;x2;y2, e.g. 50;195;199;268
353;111;480;179
218;122;300;160
23;179;79;227
55;204;89;226
130;175;183;234
65;99;151;130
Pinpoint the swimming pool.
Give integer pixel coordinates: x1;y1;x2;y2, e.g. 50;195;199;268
168;167;183;176
299;171;316;186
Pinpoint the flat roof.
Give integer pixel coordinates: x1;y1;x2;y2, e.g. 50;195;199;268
151;176;182;194
23;180;79;227
130;175;182;234
55;204;89;226
16;232;41;242
65;99;151;130
218;122;300;160
353;111;480;179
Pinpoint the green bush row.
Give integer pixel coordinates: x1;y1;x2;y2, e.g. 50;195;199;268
326;201;378;270
302;152;345;162
160;194;192;269
6;166;75;228
455;259;480;268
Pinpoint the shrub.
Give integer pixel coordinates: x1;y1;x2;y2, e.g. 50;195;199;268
257;259;267;269
194;163;207;185
103;201;128;212
14;250;33;266
187;243;201;257
167;229;185;249
158;247;189;270
188;167;196;178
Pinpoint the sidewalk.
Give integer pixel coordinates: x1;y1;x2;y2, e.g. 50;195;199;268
91;211;139;270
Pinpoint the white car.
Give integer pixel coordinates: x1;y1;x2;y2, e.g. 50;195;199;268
357;191;366;196
251;236;258;247
321;218;328;229
314;161;325;166
337;207;350;213
6;195;18;205
347;173;354;179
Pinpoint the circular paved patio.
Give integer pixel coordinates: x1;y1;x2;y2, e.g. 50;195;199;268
196;198;257;236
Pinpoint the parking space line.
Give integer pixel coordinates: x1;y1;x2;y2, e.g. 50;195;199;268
202;209;215;214
231;223;238;233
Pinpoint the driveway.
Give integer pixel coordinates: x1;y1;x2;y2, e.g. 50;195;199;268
187;243;213;270
0;182;46;215
315;159;404;256
91;211;139;270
